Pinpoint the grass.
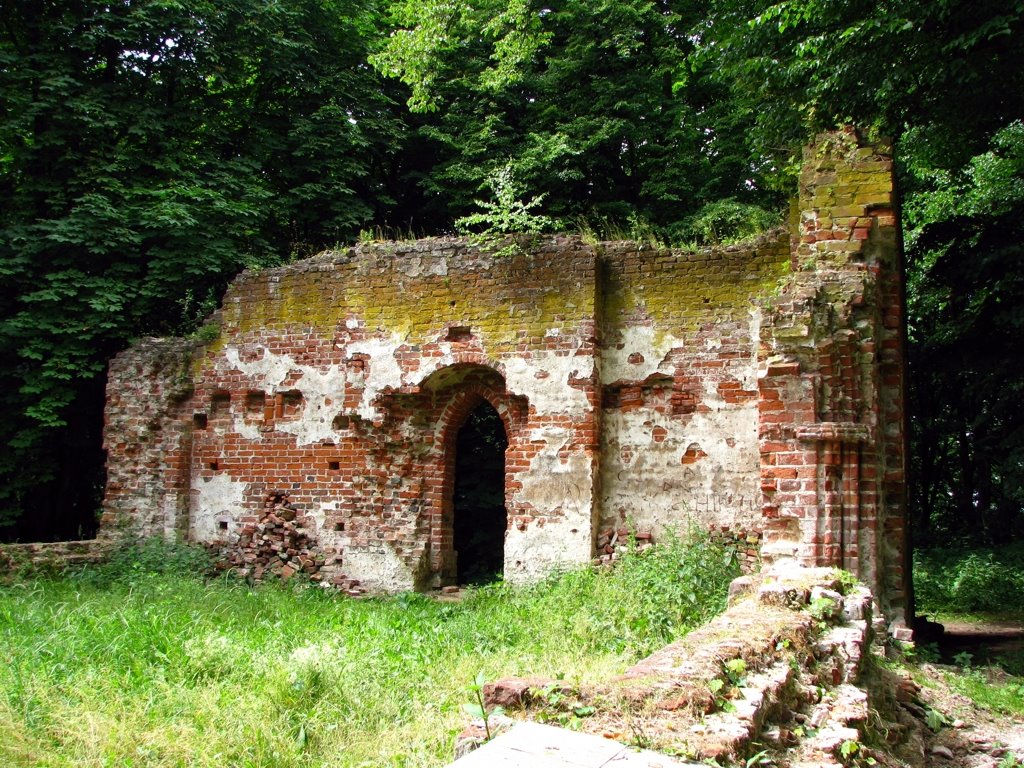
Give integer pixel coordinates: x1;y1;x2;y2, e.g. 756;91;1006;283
0;530;737;767
942;662;1024;717
905;543;1024;721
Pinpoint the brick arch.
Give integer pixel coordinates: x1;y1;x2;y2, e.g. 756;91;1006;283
422;367;526;586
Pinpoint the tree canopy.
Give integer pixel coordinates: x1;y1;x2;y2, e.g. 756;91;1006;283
1;0;1021;544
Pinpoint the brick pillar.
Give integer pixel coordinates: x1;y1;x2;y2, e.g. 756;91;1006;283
759;128;908;628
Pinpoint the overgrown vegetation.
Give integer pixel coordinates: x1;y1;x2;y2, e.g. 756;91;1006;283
913;544;1024;615
911;543;1024;718
0;530;738;766
944;661;1024;718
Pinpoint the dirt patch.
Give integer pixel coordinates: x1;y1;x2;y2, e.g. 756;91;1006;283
938;618;1024;668
912;662;1024;768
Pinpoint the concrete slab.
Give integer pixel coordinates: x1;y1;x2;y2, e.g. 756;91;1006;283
448;722;702;767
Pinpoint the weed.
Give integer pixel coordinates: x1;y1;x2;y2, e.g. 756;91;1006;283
923;705;949;731
839;738;877;766
464;672;504;741
953;650;974;668
531;678;596;729
745;749;773;766
723;658;748;687
455;162;556;252
809;595;839;624
193;322;221;343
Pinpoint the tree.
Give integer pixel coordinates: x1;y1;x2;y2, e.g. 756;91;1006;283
694;0;1024;543
0;0;406;538
372;0;781;238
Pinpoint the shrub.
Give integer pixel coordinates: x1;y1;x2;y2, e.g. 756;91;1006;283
71;537;214;586
914;544;1024;614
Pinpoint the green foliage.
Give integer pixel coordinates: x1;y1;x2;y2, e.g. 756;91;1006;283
694;0;1024;544
455;162;556;239
84;538;215;585
914;545;1024;614
0;533;732;765
372;0;780;242
674;199;781;246
945;666;1024;718
578;527;741;654
0;0;410;534
464;672;505;741
903;123;1024;544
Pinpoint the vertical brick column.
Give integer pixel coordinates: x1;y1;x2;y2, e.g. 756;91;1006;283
759;128;908;627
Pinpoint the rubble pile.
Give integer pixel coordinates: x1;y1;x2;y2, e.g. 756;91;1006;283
217;493;364;594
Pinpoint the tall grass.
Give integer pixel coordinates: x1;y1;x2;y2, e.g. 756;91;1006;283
0;529;737;767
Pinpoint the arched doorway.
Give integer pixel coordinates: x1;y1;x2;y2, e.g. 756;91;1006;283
452;400;508;584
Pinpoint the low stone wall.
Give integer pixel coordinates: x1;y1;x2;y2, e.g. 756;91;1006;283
0;539;114;576
471;563;887;765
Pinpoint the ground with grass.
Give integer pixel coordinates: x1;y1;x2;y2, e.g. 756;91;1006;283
0;532;738;767
902;544;1024;767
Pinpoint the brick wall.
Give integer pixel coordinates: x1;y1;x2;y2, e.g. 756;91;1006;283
100;131;908;620
597;235;790;535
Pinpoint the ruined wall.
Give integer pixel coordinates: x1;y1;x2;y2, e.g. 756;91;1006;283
101;130;907;616
104;240;601;590
757;128;908;625
597;236;790;534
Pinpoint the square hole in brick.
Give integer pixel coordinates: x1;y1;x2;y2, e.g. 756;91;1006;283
445;325;472;342
209;461;219;471
193;413;208;429
328;461;340;471
218;520;228;530
280;390;304;419
211;391;231;418
245;390;265;417
334;522;345;532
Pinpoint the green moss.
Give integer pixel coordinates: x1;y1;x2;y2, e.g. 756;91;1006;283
206;246;595;359
602;237;791;350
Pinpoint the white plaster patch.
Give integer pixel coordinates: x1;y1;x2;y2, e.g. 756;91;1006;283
306;501;343;552
192;473;248;542
503;349;593;416
398;255;449;278
508;443;594;582
504;518;592;584
346;335;408;420
601;325;682;384
223;346;348;444
343;546;415;592
599;400;760;534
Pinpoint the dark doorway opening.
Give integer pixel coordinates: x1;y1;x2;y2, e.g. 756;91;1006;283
453;401;508;585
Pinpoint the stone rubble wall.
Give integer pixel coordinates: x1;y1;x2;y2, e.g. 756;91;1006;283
474;564;888;766
93;129;907;614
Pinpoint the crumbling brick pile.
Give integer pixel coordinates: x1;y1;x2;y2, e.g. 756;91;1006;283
592;527;654;567
217;493;363;594
708;524;762;573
